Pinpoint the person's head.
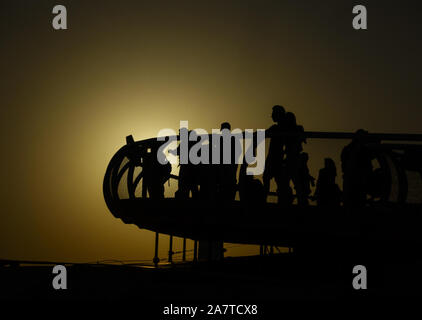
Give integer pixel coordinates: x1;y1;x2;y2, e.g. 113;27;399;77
353;129;369;143
324;158;335;168
324;158;337;176
285;112;297;128
301;152;309;163
220;122;231;131
271;105;285;123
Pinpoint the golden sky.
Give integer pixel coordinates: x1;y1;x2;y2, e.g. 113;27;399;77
1;0;420;262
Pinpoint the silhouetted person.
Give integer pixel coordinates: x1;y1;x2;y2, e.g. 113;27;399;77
173;130;200;199
314;158;341;207
177;160;199;200
341;129;373;208
195;132;218;201
264;105;289;204
142;144;171;199
239;162;266;206
242;176;266;207
295;152;315;206
215;122;240;202
284;112;307;205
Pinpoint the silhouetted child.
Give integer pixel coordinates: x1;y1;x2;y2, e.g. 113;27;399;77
242;175;266;207
314;158;341;207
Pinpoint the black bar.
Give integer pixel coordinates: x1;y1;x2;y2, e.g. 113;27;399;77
153;232;159;267
182;238;186;261
193;240;198;262
168;235;173;263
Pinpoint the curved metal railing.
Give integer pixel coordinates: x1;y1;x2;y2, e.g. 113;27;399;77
103;131;422;218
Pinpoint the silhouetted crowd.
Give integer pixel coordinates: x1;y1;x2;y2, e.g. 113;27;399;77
131;105;386;209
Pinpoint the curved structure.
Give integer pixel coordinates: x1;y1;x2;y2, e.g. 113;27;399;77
103;131;422;254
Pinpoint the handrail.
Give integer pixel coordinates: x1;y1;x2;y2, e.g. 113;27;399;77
129;131;422;147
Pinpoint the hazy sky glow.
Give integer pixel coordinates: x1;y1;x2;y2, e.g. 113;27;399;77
1;0;420;262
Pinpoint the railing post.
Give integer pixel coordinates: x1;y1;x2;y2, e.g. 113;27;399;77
168;235;173;263
193;240;198;262
153;232;160;267
182;238;186;261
